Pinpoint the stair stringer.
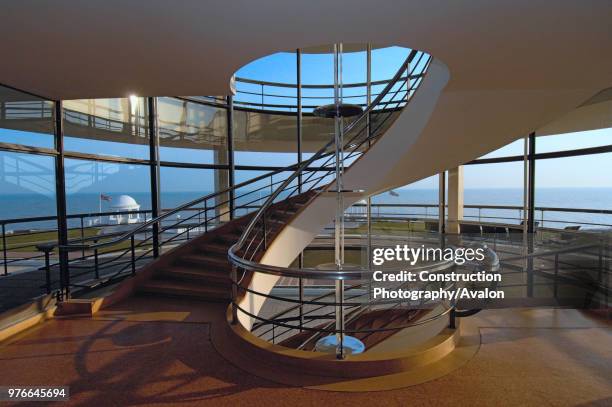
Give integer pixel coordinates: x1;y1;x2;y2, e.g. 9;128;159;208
237;59;450;329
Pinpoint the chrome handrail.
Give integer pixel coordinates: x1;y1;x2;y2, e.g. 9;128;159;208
229;256;452;280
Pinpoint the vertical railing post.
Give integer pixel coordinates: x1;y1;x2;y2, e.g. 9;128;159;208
54;100;70;300
94;239;99;280
554;253;559;298
130;235;136;276
296;48;303;193
366;43;373;271
298;269;304;332
2;223;7;276
204;200;208;232
262;210;267;249
227;95;235;219
148;97;161;258
44;250;51;294
79;216;85;258
439;172;446;236
261;84;264;109
333;43;346;360
449;307;456;329
527;132;536;297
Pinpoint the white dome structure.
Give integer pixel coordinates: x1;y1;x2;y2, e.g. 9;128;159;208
108;195;141;225
110;195;140;211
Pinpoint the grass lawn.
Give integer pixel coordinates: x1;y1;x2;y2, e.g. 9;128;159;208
354;220;427;235
1;228;101;252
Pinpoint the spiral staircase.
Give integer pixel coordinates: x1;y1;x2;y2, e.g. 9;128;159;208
56;49;481;387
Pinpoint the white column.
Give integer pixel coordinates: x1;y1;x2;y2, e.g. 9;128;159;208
447;166;464;234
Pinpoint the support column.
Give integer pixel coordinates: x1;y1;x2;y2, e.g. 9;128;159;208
148;97;161;257
296;48;303;192
214;148;231;222
54;101;69;299
334;43;345;359
227;96;235;220
527;132;536;234
526;132;536;297
438;171;446;234
366;43;372;270
214;97;234;222
447;166;464;234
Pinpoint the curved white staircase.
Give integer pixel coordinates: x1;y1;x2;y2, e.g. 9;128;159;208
237;58;450;328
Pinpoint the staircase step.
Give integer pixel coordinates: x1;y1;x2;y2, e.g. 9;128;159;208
175;253;231;270
211;234;241;246
138;279;230;301
196;243;230;255
156;267;231;285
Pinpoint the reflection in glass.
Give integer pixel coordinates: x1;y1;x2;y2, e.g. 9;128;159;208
63;97;149;159
233;109;297;166
0;151;56;222
0;85;54;149
158;97;227;164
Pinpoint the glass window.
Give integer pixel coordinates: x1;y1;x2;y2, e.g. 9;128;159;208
159;166;225;226
536;127;612;154
301;115;335;161
464;161;525;224
479;138;525;159
370;175;439;221
157;97;227;164
64;158;151;216
0;151;56;224
535;152;612;229
234;169;297;215
63;97;149;159
0;85;54;149
159;166;219;209
233;109;297;166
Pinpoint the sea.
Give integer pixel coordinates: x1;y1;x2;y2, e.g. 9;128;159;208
1;188;611;232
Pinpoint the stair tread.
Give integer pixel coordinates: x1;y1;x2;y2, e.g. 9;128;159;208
156;267;230;281
139;279;230;297
177;253;231;267
197;243;230;253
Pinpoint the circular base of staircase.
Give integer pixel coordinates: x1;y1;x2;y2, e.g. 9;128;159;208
211;306;481;392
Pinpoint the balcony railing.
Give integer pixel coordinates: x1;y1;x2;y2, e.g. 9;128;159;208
233;74;423;113
1;202;609;280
